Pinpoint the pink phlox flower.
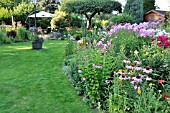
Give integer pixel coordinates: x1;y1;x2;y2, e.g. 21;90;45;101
96;41;103;46
107;41;112;46
70;36;75;41
109;21;113;25
101;37;106;41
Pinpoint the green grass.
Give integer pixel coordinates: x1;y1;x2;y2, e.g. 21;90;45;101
0;40;95;113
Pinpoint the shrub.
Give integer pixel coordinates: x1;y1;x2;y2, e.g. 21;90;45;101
16;27;29;42
51;11;69;30
6;30;17;38
124;0;143;23
0;7;12;24
108;14;134;24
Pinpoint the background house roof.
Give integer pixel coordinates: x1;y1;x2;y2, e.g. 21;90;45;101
145;10;169;16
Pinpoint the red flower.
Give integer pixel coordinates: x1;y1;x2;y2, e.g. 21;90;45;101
151;38;156;41
157;43;162;47
162;94;169;99
158;80;165;84
158;35;168;42
164;41;170;48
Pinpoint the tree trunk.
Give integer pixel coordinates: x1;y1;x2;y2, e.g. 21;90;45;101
84;11;98;30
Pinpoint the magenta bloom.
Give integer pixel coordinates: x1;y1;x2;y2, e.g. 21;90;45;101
157;43;163;47
157;35;168;42
164;41;170;48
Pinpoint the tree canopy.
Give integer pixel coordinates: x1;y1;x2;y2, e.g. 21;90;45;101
143;0;155;13
124;0;143;23
61;0;122;29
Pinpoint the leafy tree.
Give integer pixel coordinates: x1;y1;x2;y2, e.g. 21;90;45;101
61;0;122;29
124;0;143;23
0;7;12;24
13;2;34;24
143;0;155;13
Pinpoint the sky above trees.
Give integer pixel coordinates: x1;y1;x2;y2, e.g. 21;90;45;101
118;0;170;11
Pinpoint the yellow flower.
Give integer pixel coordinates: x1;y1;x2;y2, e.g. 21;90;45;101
137;90;141;94
158;90;162;93
134;50;139;55
118;69;124;73
149;83;154;87
118;79;122;82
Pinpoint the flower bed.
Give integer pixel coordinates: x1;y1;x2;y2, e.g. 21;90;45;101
63;22;170;112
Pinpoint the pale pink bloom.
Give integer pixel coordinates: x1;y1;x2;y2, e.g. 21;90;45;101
133;75;142;83
119;75;128;80
130;81;135;85
134;85;138;89
126;65;132;69
138;86;141;90
123;58;131;64
134;60;141;64
135;66;142;70
143;66;153;73
146;76;152;81
114;71;119;75
105;80;110;84
139;73;146;78
83;77;86;81
78;70;82;73
130;64;136;70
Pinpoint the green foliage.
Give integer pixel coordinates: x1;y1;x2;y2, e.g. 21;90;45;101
16;27;30;42
51;11;82;31
63;23;170;112
51;11;69;30
0;28;7;44
108;14;135;24
143;0;156;13
13;2;34;24
124;0;143;23
61;0;122;29
62;0;122;14
0;7;12;24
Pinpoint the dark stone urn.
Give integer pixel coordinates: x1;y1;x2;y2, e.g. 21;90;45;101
32;40;43;50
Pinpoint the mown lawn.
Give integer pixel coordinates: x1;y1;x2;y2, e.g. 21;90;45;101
0;40;95;113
